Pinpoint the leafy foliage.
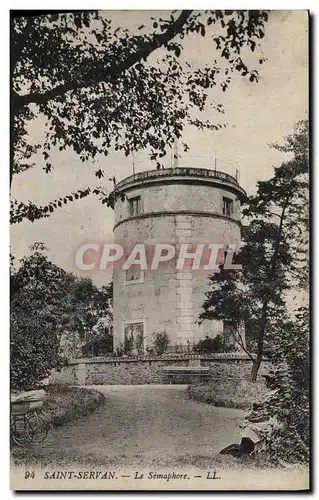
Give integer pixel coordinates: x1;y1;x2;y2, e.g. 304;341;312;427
65;278;113;347
200;120;309;381
198;121;309;462
265;307;309;463
193;334;231;354
11;10;269;222
10;310;63;391
188;378;267;409
11;187;91;224
82;331;113;357
153;331;170;355
10;245;113;389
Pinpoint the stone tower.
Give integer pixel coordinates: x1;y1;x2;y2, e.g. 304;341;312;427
110;167;246;354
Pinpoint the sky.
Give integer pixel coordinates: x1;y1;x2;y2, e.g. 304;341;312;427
11;10;308;285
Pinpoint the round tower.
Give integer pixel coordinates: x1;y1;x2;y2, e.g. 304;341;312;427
110;167;246;354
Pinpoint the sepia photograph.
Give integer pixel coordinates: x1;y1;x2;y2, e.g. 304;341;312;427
10;8;309;491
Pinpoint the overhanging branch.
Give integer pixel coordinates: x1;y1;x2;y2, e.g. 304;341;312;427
13;10;192;109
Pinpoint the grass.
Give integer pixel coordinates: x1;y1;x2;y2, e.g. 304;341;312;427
187;378;268;410
42;384;106;427
12;384;106;465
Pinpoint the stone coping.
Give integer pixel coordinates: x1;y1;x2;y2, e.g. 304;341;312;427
161;366;211;372
69;353;255;365
115;167;240;191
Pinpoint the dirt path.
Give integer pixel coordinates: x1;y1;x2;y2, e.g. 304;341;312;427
18;385;245;467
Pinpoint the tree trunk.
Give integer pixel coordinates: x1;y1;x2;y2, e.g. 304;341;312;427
250;354;262;382
250;196;291;382
250;300;267;381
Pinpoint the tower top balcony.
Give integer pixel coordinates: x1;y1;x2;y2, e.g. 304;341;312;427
110;167;246;209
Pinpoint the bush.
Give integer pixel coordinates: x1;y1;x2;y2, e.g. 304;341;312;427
11;312;63;391
193;334;231;354
135;331;144;356
153;331;169;355
187;378;267;409
42;384;105;427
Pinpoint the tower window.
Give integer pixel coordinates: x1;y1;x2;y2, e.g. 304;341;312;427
222;197;233;217
129;196;141;217
125;265;144;284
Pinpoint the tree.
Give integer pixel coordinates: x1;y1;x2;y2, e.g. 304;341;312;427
200;120;309;381
11;245;73;389
265;306;309;463
11;10;269;223
10;245;113;388
69;279;113;356
263;122;309;462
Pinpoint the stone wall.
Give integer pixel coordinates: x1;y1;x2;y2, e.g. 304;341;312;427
49;354;269;386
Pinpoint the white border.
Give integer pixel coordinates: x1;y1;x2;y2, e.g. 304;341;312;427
2;3;315;499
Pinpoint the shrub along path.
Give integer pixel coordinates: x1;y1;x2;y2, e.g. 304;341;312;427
13;385;245;468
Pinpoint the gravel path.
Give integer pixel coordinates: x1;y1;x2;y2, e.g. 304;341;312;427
17;385;245;467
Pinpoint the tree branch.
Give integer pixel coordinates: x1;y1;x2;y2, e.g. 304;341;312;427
13;10;192;109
